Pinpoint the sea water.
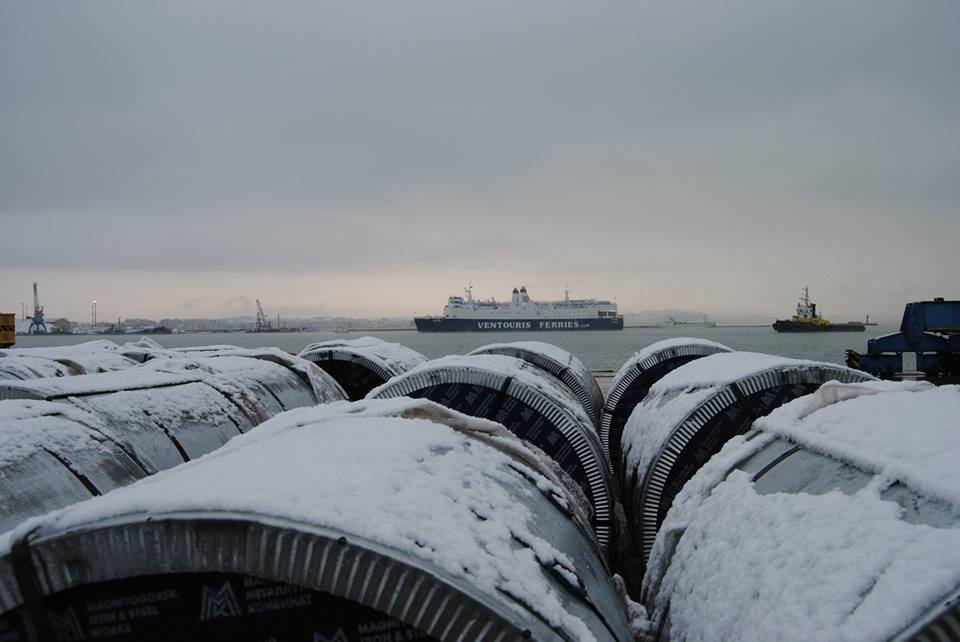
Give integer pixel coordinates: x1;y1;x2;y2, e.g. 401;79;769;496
12;325;893;371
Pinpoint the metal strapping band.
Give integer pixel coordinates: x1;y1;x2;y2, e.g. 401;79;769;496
11;530;54;642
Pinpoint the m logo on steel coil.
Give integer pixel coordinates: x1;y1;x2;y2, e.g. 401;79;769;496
49;607;84;641
199;581;242;620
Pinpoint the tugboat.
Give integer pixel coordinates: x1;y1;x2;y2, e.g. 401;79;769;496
415;284;623;332
773;288;866;333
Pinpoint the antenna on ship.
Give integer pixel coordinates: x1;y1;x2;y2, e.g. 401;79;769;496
565;285;570;303
465;283;474;302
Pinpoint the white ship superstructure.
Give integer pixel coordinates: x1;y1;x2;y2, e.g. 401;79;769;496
415;285;623;331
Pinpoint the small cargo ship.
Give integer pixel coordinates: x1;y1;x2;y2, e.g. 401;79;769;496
773;288;865;333
415;285;624;332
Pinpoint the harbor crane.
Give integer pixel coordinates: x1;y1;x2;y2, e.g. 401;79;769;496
255;299;273;332
27;282;48;335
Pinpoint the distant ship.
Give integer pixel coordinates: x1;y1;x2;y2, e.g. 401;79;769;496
773;288;865;333
657;316;716;328
415;285;624;332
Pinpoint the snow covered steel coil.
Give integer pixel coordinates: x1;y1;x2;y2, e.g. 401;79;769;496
160;348;349;417
602;338;733;474
641;381;960;642
620;352;874;566
0;341;137;381
368;354;615;557
0;376;255;533
298;337;427;401
468;341;604;428
0;399;633;642
110;342;349;412
0;355;346;533
0;367;207;403
0;401;149;535
0;356;74;381
0;352;344;422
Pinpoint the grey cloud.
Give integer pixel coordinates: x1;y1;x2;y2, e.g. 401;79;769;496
225;296;252;308
1;1;957;319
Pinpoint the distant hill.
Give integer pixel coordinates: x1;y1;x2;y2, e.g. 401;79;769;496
624;309;773;326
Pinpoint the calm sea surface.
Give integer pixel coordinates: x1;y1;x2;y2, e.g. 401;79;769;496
12;326;893;372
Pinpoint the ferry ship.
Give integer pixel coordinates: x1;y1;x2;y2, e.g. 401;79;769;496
773;287;866;333
415;285;624;332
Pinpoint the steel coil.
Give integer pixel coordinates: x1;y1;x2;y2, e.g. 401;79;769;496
620;352;874;569
641;381;959;642
602;339;733;476
468;341;604;428
368;354;616;557
0;399;633;642
299;337;427;401
0;352;346;535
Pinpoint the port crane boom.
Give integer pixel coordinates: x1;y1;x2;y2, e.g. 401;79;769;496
255;299;272;332
27;282;47;335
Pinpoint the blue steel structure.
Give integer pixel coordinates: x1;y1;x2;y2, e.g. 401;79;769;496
846;297;960;384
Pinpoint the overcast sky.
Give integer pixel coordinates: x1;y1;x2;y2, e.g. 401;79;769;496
2;1;958;322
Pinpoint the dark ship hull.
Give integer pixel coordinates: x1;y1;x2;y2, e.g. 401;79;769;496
415;316;624;332
773;320;865;332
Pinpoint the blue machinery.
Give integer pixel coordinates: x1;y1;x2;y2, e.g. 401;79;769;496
846;297;960;384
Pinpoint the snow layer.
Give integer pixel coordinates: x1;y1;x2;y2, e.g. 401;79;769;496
0;367;202;400
0;339;121;360
0;356;74;381
66;380;245;437
650;350;865;392
4;399;611;641
0;400;110;466
0;340;137;376
620;352;871;488
643;381;960;642
756;381;960;509
472;340;583;370
649;473;960;642
299;336;427;375
611;337;732;384
144;348;348;405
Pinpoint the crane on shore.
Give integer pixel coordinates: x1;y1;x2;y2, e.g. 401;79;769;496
255;299;273;332
27;282;48;335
